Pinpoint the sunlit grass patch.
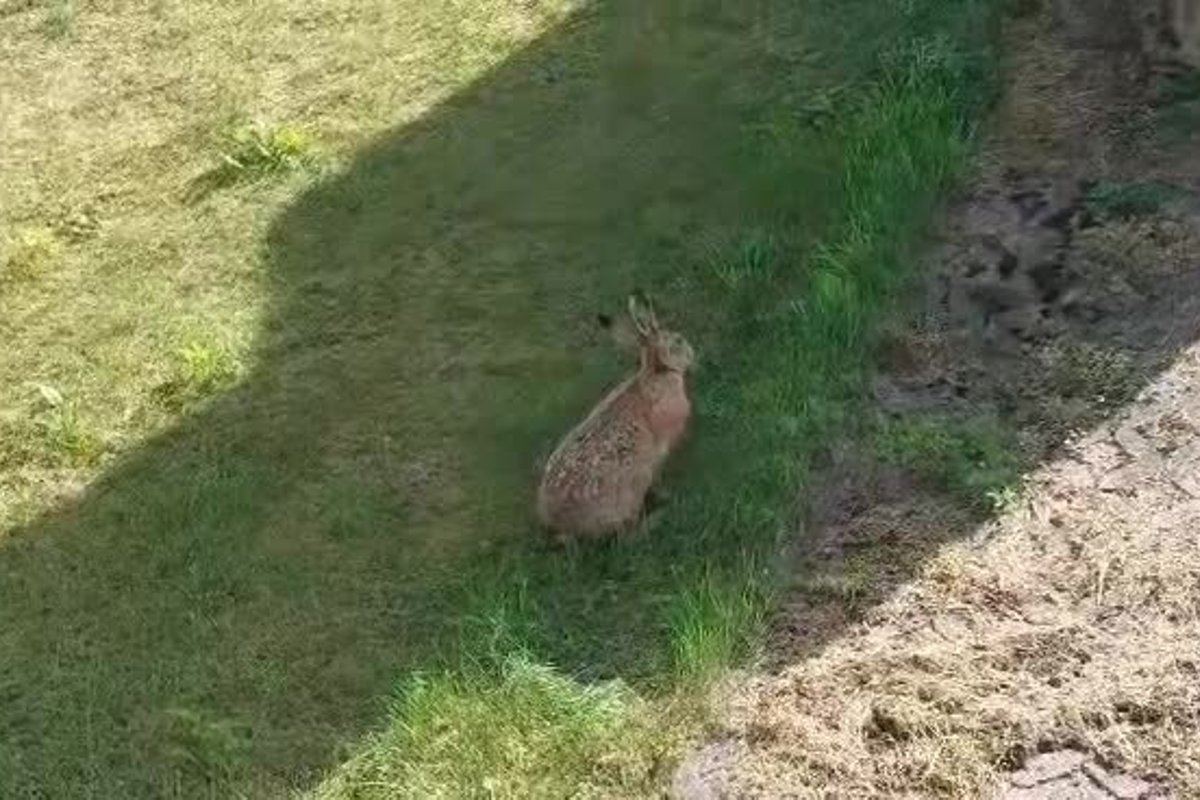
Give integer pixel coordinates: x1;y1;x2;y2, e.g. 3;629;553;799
313;655;666;800
153;334;243;410
0;385;106;470
187;121;319;201
2;226;62;284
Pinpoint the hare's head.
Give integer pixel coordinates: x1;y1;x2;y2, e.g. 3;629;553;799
598;292;694;372
626;291;694;374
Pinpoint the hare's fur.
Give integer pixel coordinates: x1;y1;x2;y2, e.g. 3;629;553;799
537;294;693;540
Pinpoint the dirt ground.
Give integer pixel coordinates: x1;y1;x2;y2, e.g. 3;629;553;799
672;1;1200;798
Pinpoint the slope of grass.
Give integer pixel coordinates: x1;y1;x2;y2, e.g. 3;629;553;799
1;0;998;796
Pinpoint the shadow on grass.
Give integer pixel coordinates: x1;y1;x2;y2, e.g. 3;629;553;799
2;0;1194;797
1;1;836;795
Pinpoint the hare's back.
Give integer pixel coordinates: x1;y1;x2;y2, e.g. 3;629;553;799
539;409;658;533
543;409;657;493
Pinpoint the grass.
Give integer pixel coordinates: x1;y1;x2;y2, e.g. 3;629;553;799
1045;341;1138;408
0;0;1000;796
0;384;105;471
313;656;666;800
43;0;75;39
1;225;62;283
669;568;770;685
154;334;244;410
33;385;107;468
313;3;1003;795
187;121;319;201
1156;68;1200;140
878;414;1021;510
1084;180;1186;220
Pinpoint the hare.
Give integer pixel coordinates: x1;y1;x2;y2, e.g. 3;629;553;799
537;292;695;541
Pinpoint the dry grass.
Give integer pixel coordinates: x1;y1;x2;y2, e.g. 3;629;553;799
720;351;1200;795
1074;215;1200;295
0;0;579;534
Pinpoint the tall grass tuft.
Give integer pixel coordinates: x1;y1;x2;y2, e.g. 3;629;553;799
669;568;769;685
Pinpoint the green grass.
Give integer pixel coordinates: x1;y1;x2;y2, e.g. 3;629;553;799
878;414;1021;510
1156;68;1200;140
43;0;75;39
313;655;666;800
315;4;1003;795
0;0;1000;796
187;121;319;201
0;384;106;472
1084;180;1187;220
33;385;107;468
153;333;244;410
668;567;770;685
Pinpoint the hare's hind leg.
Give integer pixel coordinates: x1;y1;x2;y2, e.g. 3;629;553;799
540;522;571;550
638;491;671;534
643;484;675;529
644;486;664;514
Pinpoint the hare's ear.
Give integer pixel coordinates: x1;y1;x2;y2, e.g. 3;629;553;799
627;290;659;337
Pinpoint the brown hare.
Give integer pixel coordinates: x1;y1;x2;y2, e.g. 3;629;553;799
537;292;694;542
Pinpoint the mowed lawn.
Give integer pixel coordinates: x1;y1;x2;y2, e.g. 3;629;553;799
1;0;992;796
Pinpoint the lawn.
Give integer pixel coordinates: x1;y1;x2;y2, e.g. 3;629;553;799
1;0;997;796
